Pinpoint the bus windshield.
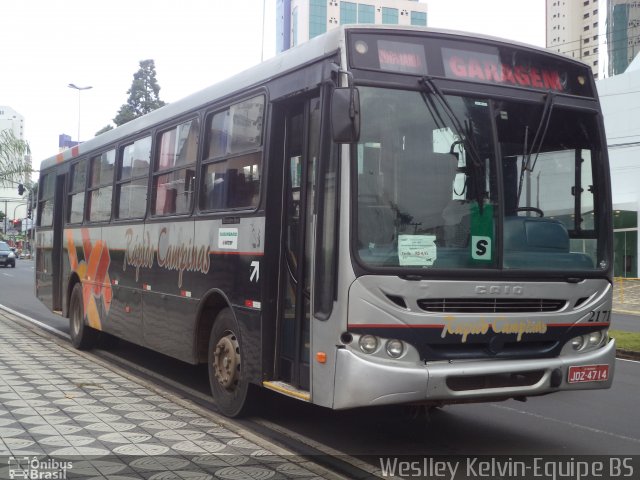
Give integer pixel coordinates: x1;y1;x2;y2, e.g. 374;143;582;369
354;86;605;272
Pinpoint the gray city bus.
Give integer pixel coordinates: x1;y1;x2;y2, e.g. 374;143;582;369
36;25;615;417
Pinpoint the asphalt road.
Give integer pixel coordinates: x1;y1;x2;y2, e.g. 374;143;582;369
2;259;639;459
611;312;640;332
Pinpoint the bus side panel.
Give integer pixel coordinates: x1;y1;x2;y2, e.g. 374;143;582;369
195;217;264;378
35;229;54;310
231;307;263;384
143;292;199;363
63;226;111;331
102;224;144;346
140;220;198;363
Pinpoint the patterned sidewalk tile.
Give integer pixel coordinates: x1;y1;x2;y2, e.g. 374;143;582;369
0;314;331;479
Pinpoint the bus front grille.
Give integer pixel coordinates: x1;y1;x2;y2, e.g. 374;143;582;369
417;298;566;313
446;370;545;391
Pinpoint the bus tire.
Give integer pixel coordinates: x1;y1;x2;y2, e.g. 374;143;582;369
69;283;98;350
208;308;253;417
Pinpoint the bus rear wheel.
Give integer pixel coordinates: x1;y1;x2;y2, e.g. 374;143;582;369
208;308;253;417
69;283;98;350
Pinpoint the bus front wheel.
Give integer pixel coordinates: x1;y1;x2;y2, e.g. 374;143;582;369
208;308;253;417
69;283;98;350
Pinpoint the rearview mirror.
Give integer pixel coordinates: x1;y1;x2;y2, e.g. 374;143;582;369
331;87;360;143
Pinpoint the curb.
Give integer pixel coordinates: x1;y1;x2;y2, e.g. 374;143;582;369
616;349;640;361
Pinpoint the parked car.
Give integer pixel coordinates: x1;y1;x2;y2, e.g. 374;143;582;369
0;242;16;268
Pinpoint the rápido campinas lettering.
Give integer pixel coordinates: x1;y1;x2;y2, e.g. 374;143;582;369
441;317;547;342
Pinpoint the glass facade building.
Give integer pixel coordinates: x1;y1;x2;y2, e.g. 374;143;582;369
607;0;640;77
277;0;428;53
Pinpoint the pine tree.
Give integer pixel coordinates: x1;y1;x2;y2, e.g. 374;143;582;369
113;59;166;126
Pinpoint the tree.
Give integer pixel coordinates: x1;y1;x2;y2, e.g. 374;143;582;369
0;129;31;188
113;59;166;126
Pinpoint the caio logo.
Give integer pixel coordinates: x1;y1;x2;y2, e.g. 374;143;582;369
475;285;524;295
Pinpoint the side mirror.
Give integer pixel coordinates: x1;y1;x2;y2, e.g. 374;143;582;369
331;87;360;143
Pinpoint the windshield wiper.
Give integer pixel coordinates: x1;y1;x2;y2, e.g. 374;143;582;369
517;92;555;204
419;76;486;210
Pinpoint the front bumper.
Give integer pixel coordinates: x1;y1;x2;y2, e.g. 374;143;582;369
333;338;616;409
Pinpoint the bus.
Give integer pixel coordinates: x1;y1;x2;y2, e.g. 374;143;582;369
36;25;615;417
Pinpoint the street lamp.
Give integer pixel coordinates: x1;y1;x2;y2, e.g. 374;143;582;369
68;83;93;143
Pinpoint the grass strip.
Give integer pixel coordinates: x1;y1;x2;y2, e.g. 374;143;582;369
609;330;640;352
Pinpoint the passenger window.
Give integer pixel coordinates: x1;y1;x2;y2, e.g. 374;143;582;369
200;95;264;211
67;160;87;224
117;136;151;219
87;150;115;222
152;119;199;216
38;173;55;227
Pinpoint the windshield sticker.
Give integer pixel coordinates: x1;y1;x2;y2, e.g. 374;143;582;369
398;235;436;266
472;236;492;260
470;203;494;262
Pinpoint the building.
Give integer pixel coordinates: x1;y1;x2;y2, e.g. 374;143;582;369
606;0;640;76
0;106;24;139
596;54;640;277
546;0;601;78
276;0;428;53
0;106;31;234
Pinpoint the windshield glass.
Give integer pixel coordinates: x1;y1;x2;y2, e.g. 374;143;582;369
355;87;498;269
497;101;603;270
354;87;606;272
0;243;10;252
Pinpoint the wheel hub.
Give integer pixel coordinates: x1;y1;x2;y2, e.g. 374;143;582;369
213;333;240;390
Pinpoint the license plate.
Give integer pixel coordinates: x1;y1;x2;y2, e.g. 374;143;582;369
567;365;609;384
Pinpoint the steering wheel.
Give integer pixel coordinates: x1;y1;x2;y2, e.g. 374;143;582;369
516;207;544;217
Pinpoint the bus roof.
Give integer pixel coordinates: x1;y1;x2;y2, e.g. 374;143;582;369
41;25;585;170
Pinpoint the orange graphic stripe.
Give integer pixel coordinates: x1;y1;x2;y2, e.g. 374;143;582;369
81;228;92;262
66;230;78;271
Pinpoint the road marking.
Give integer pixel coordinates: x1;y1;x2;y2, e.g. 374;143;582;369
619;357;640;364
490;403;640;444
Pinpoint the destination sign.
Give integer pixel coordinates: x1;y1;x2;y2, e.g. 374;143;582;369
348;32;595;97
377;40;427;75
442;48;566;92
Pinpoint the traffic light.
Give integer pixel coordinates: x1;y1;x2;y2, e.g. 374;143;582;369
18;183;24;195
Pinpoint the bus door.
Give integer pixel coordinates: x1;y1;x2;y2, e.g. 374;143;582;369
278;95;321;392
51;173;66;312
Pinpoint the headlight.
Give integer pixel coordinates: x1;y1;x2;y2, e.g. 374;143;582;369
569;329;608;352
8;252;15;259
358;335;378;354
571;336;585;350
588;331;603;347
385;339;404;358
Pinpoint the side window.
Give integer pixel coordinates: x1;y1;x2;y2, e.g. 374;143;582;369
116;136;151;219
67;160;87;224
200;95;264;211
152;119;199;216
87;150;115;222
38;173;56;227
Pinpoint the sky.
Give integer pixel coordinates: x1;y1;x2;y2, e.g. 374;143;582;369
1;0;545;166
